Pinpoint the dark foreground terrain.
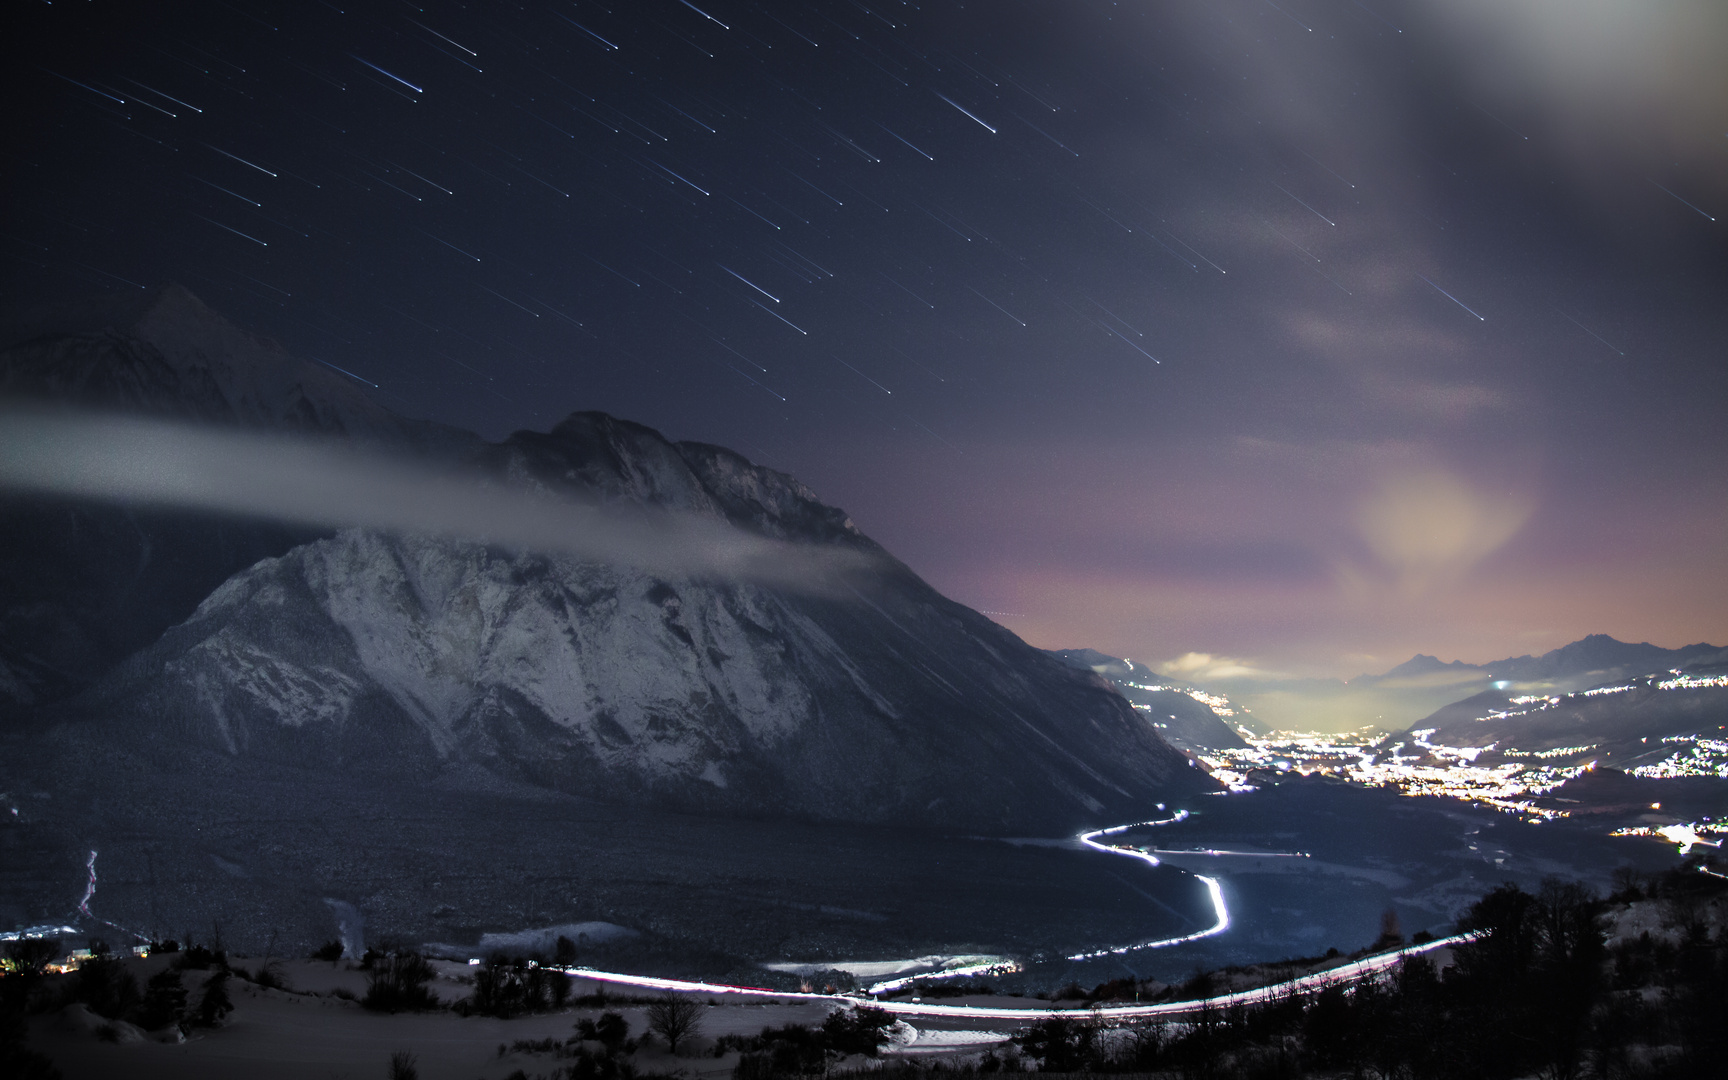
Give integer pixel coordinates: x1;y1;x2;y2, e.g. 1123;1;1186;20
4;737;1694;999
5;863;1723;1080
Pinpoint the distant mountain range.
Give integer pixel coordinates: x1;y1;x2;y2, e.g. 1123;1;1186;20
1360;634;1728;691
0;287;1208;840
1105;634;1728;736
1399;660;1728;768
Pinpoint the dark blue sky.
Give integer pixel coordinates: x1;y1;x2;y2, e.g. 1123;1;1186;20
5;0;1725;680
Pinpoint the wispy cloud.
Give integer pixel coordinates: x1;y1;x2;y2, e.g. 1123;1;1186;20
1157;652;1281;682
0;407;876;594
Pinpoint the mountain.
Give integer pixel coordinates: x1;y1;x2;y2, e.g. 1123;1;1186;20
1491;635;1727;684
1046;648;1248;751
0;286;486;714
1374;654;1480;681
1407;665;1728;757
1244;634;1728;737
2;288;1209;837
0;284;474;449
1358;634;1727;693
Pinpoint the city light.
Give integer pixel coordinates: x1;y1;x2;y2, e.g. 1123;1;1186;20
1190;669;1728;820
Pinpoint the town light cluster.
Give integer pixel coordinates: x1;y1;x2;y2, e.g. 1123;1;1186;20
1192;730;1594;820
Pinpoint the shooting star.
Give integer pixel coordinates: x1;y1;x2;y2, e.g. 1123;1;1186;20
677;0;731;30
1418;275;1485;320
203;143;278;177
967;286;1025;326
834;356;892;394
751;300;807;335
1648;179;1716;222
311;357;380;388
1553;308;1624;355
1273;182;1334;225
874;123;933;161
350;55;423;94
718;264;781;303
935;92;997;134
190;213;267;246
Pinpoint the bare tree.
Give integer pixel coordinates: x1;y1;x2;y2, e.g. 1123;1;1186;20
645;995;703;1053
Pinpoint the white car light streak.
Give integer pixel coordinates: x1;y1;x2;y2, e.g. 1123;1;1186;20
556;932;1473;1022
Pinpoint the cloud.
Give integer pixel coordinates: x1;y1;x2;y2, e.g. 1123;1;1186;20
1414;0;1728;172
1353;468;1534;595
1157;652;1279;682
1281;307;1512;426
0;407;876;594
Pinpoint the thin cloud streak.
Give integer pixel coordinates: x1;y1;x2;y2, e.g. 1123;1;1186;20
0;407;876;595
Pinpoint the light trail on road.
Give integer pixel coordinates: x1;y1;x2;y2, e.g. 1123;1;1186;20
559;933;1472;1022
552;810;1473;1022
1066;810;1231;960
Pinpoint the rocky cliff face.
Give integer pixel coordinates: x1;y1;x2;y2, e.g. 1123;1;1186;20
72;417;1207;832
7;289;1209;834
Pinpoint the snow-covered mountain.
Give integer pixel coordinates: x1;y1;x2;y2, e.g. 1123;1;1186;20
5;289;1209;833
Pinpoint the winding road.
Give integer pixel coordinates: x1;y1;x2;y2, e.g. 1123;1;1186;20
558;816;1467;1022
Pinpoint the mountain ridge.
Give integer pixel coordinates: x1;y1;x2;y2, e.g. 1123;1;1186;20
1359;633;1726;688
3;287;1211;836
1044;647;1248;751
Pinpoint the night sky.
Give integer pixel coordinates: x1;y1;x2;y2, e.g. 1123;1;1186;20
5;1;1725;686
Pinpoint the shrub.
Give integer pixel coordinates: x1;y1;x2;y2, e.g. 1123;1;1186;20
251;959;290;991
1012;1015;1097;1073
312;940;344;962
733;1043;824;1078
71;948;140;1020
716;1006;894;1071
135;969;188;1032
362;953;440;1013
173;945;225;972
510;1036;561;1054
574;1010;633;1054
194;971;232;1027
388;1049;419;1080
462;955;558;1018
820;1007;895;1056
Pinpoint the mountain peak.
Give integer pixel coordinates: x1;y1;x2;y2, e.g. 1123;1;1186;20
1388;653;1463;675
497;410;867;546
1;284;477;454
